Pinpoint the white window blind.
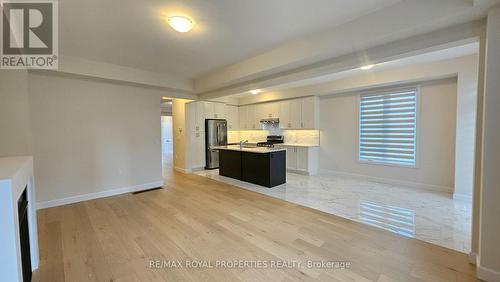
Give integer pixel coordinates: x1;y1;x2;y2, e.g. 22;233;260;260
359;89;417;166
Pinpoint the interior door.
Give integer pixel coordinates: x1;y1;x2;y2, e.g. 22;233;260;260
161;116;173;153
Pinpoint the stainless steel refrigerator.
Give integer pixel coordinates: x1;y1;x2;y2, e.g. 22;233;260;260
205;119;228;169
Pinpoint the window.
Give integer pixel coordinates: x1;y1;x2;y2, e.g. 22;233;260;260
359;88;417;167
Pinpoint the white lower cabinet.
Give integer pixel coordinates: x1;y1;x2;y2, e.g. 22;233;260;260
187;131;205;170
286;147;297;169
278;146;318;175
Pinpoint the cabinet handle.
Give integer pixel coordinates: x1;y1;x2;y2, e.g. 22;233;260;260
196;126;199;130
301;122;303;128
215;114;218;118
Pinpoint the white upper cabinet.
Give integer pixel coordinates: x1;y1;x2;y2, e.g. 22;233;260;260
290;99;302;129
246;105;258;129
203;102;214;119
279;99;301;129
279;101;291;129
239;106;248;130
214;102;226;119
254;104;265;121
186;101;205;132
190;97;317;132
270;102;280;118
257;102;279;119
203;101;226;119
301;96;319;129
225;105;239;130
279;97;319;129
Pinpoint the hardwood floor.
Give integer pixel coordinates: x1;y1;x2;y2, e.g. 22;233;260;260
33;170;478;281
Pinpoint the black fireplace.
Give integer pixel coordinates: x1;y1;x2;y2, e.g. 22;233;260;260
18;187;32;282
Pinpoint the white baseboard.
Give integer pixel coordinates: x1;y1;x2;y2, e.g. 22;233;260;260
175;166;204;174
36;181;164;209
190;167;206;173
478;264;500;282
287;168;313;176
453;193;472;202
174;166;191;174
468;252;477;265
318;169;453;193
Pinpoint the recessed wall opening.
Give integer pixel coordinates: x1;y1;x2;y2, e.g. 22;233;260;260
161;97;174;175
191;41;480;255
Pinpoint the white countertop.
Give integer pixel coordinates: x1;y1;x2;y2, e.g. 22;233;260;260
0;155;38;281
0;156;33;180
277;143;320;147
215;145;286;153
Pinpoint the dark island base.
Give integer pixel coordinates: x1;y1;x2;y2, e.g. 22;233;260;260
219;150;286;188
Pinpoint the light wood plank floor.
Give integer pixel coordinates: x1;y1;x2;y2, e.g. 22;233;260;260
33;170;478;282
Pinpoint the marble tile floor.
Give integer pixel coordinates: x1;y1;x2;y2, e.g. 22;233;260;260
194;169;472;253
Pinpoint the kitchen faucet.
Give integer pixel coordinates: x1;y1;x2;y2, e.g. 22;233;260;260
239;140;249;149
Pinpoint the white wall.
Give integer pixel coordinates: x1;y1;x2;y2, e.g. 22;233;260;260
28;72;164;205
172;99;192;172
478;4;500;281
0;71;31;157
319;78;457;191
454;54;479;200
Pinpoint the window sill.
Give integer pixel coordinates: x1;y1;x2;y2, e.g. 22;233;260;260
358;159;417;169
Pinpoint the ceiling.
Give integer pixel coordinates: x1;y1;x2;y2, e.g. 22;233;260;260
59;0;401;79
224;42;480;99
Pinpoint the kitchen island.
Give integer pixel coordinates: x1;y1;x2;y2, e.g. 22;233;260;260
216;145;286;187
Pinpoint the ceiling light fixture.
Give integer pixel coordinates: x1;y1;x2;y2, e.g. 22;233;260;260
167;16;194;33
250;89;262;95
361;64;374;70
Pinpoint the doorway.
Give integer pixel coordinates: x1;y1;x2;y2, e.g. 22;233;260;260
161;98;174;173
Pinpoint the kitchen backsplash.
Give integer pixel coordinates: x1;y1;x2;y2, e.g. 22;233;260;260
228;127;320;145
282;130;320;145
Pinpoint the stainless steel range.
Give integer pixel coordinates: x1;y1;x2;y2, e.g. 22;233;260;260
257;135;284;148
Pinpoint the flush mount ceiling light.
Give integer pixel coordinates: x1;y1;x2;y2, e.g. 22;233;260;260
361;64;375;70
167;16;194;33
250;89;262;95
